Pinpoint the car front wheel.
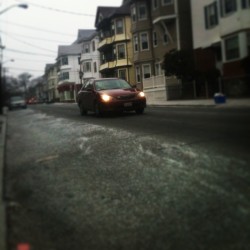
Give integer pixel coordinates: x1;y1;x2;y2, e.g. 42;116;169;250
135;108;144;114
79;103;87;116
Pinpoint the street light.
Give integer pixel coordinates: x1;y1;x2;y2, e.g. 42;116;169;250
0;3;28;15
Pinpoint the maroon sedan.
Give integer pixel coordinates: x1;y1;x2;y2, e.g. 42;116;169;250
77;78;146;116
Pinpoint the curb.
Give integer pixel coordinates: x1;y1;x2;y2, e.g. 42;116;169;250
0;108;7;250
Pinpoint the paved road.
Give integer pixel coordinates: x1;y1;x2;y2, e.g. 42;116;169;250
4;104;250;250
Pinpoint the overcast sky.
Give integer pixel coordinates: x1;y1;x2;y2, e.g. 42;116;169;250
0;0;122;79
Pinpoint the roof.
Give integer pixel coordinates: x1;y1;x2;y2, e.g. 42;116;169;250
72;29;97;44
57;43;82;58
95;7;118;27
95;4;130;28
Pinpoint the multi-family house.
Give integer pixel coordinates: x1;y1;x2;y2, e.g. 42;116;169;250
95;2;135;84
128;0;193;100
191;0;250;97
56;43;82;102
44;63;59;102
79;31;101;86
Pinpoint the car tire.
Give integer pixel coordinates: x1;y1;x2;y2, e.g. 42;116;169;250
135;108;144;114
79;103;87;116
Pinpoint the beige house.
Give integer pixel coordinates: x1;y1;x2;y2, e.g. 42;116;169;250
95;2;135;84
129;0;193;101
44;64;59;102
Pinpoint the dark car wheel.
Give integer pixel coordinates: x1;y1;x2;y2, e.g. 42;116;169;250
135;108;144;114
79;103;87;116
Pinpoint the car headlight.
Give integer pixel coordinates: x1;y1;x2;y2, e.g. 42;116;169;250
101;94;112;102
138;91;145;97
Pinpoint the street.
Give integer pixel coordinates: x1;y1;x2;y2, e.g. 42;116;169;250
4;104;250;250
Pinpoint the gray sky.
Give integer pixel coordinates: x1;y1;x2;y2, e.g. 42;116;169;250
0;0;122;79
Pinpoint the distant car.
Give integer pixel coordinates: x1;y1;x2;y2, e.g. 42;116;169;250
77;78;146;116
9;96;27;110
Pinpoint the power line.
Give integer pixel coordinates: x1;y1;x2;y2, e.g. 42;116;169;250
5;48;55;57
3;33;57;53
15;0;95;16
4;56;55;63
6;67;44;72
0;30;70;44
0;19;76;37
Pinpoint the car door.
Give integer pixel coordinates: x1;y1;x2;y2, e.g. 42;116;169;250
83;80;96;111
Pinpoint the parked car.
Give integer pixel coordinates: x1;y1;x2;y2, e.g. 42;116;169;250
77;78;146;116
9;96;27;110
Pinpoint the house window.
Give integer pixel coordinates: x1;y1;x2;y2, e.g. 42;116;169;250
162;0;173;6
152;0;159;9
92;41;96;51
94;62;97;73
131;5;136;22
117;44;126;59
155;63;163;76
78;57;81;65
153;31;158;47
118;69;127;80
84;62;92;72
84;44;90;53
138;3;147;20
220;0;237;16
116;19;124;34
142;64;151;78
61;57;68;65
133;35;139;52
225;35;240;60
136;66;141;83
140;32;149;50
61;72;69;80
242;0;250;8
204;2;218;29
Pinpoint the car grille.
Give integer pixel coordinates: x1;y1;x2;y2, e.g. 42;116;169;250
116;94;136;100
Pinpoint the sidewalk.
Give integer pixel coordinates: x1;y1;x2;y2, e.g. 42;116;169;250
0;108;7;250
147;98;250;108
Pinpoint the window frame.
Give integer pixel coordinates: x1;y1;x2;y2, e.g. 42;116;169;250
131;5;137;22
133;35;139;52
204;2;218;29
136;66;141;83
153;31;158;47
84;61;92;73
116;18;124;34
152;0;159;9
224;35;240;61
117;43;126;60
162;0;173;6
220;0;237;17
61;57;68;66
138;2;147;20
61;72;69;80
142;64;151;79
118;69;127;81
140;32;149;51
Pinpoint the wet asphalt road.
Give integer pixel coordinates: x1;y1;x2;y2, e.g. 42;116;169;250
4;104;250;250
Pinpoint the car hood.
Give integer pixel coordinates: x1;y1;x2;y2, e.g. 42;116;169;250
11;100;25;104
98;88;138;97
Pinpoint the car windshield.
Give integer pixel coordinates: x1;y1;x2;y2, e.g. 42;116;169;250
95;79;132;91
10;96;24;102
